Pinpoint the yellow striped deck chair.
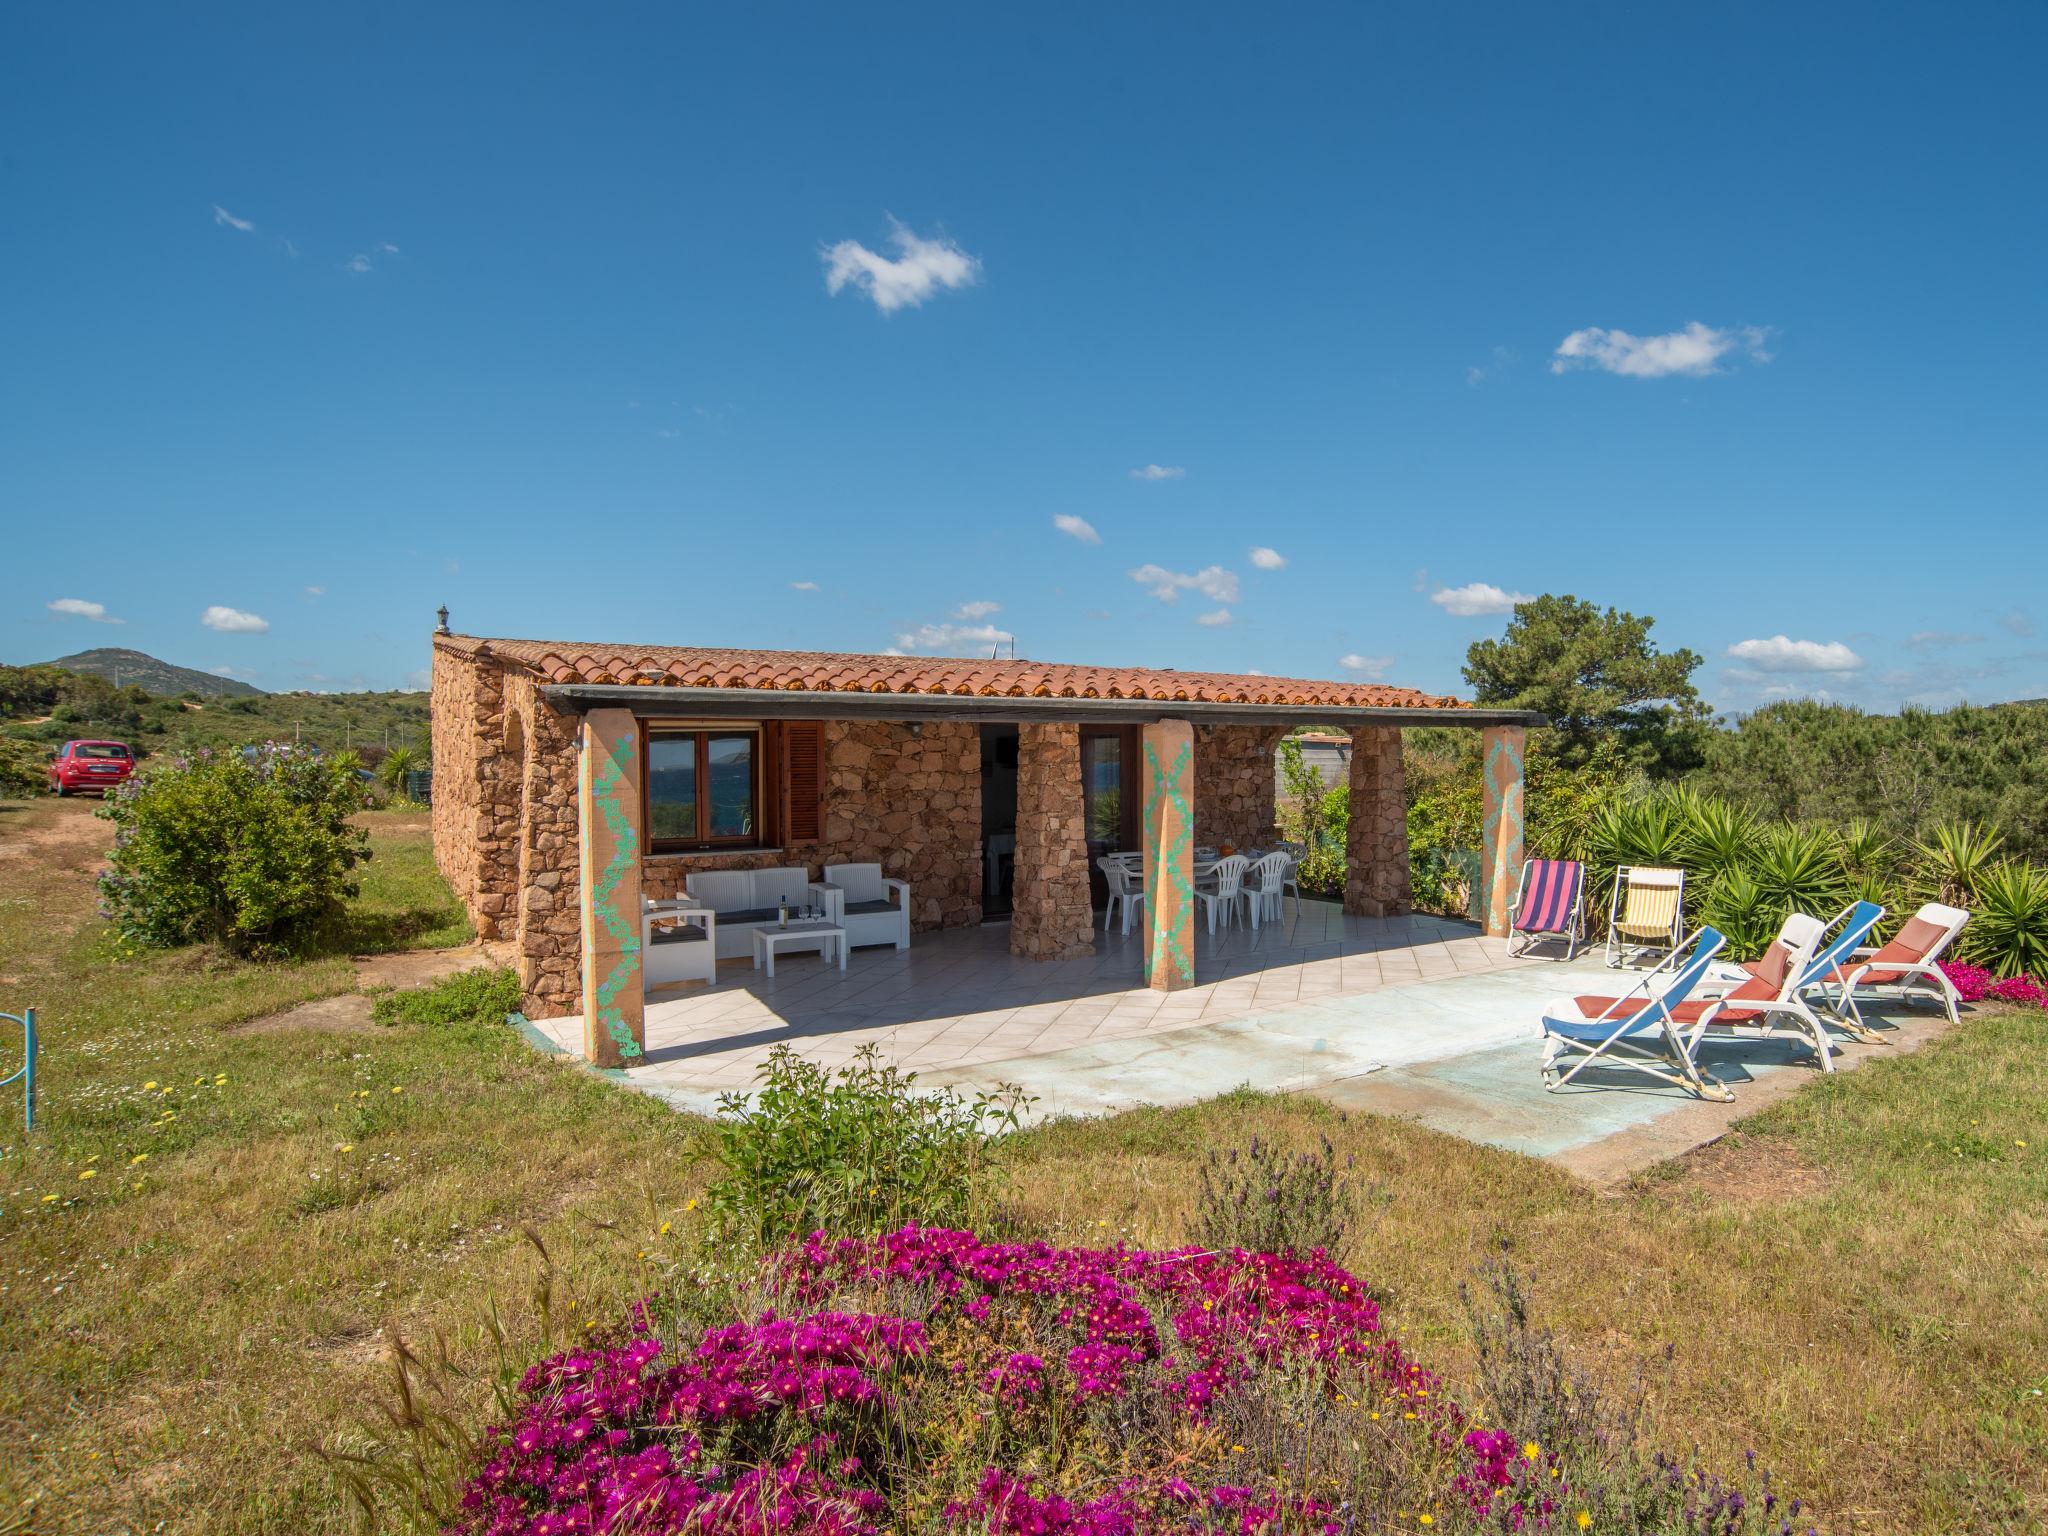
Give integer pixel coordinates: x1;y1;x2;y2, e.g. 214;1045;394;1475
1604;865;1685;968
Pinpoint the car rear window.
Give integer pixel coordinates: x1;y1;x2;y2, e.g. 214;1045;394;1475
77;744;131;760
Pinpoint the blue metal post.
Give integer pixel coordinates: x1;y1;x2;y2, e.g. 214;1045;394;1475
2;1008;32;1131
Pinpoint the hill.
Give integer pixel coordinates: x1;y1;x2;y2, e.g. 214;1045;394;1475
40;647;265;698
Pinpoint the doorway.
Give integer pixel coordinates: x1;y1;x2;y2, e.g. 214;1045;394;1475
979;725;1018;918
1080;725;1141;910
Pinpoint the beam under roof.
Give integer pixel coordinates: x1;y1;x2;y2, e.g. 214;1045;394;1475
540;683;1546;730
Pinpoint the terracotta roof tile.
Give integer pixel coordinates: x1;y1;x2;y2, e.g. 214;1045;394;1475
438;634;1467;712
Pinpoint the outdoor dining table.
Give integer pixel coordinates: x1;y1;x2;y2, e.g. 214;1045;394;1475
1112;851;1278;886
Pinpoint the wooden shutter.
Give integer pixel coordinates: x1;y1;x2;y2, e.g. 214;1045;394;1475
783;722;823;843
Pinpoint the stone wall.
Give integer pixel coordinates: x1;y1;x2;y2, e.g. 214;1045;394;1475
1010;722;1095;960
507;675;584;1015
1193;724;1287;851
429;644;483;919
1344;725;1413;918
638;720;982;932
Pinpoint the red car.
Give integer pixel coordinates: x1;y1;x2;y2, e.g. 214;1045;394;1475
48;740;136;796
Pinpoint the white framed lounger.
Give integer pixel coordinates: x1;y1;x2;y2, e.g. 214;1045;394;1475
1541;927;1731;1100
1824;902;1971;1029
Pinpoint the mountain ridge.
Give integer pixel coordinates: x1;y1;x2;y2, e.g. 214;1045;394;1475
37;648;266;698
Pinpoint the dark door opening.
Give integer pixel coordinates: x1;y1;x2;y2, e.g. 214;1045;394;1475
1080;725;1141;910
979;725;1018;919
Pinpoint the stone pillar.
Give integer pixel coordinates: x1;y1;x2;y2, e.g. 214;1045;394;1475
1480;724;1527;938
576;709;645;1067
1141;719;1196;991
1009;722;1095;961
1344;725;1413;918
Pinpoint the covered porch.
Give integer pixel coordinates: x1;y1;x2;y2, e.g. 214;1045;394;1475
554;681;1544;1070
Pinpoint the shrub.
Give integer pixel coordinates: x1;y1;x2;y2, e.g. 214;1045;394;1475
428;1230;1796;1536
372;967;522;1030
1957;859;2048;980
95;743;371;956
1194;1132;1358;1260
0;737;47;798
701;1045;1028;1252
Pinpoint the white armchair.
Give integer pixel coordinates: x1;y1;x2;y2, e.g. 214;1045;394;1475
816;862;911;951
642;898;716;986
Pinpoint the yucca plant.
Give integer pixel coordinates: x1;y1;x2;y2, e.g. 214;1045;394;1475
1700;866;1777;960
1961;859;2048;979
1679;794;1762;883
1915;819;2005;906
1834;818;1895;881
1749;824;1848;930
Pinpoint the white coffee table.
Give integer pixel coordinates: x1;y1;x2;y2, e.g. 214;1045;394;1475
750;920;847;977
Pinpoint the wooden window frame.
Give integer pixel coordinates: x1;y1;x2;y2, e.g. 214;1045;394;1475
645;725;764;853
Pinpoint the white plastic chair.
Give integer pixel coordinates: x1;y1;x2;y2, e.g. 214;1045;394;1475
1194;854;1249;935
1245;851;1291;928
1098;855;1146;936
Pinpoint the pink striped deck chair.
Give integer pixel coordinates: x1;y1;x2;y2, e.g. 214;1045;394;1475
1507;858;1587;959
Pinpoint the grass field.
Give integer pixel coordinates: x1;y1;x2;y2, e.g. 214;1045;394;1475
0;798;2042;1534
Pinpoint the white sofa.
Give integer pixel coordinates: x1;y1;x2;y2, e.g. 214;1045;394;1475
642;899;716;986
682;866;829;960
817;862;911;952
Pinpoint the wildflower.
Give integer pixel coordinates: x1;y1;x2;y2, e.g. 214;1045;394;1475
78;1170;96;1181
41;1193;58;1203
391;1086;403;1094
659;1221;672;1235
1577;1514;1593;1530
1524;1440;1541;1461
130;1154;148;1165
336;1144;354;1154
143;1081;157;1091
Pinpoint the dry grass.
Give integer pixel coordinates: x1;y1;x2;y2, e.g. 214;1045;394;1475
0;797;2042;1534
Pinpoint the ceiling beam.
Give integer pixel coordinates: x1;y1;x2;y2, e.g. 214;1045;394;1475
538;683;1547;730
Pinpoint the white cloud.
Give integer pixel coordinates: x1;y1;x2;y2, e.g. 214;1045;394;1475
344;254;373;274
892;620;1013;655
1904;630;1982;650
790;580;820;591
1726;635;1863;673
201;605;270;634
303;584;326;597
404;668;432;691
212;204;254;232
46;597;122;624
1248;546;1286;571
1338;653;1394;680
823;218;980;314
954;600;1001;620
343;242;399;277
1465;346;1516;387
1196;609;1234;628
1551;322;1772;379
2002;609;2036;639
1053;514;1102;545
1130;564;1240;604
210;665;259;681
1130;464;1185;481
1430;581;1532;617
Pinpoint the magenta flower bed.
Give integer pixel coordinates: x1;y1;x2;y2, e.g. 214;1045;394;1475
1939;961;2048;1008
456;1227;1580;1536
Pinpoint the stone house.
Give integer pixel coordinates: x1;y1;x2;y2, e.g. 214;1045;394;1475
429;629;1539;1065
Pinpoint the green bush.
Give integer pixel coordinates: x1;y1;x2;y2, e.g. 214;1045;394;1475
1194;1131;1360;1260
371;967;521;1030
0;737;47;798
701;1043;1028;1252
96;743;371;956
1962;859;2048;979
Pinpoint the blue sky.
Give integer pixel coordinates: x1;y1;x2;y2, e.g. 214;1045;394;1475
4;2;2044;711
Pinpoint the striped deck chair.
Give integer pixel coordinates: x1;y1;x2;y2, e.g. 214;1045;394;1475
1822;902;1970;1029
1604;865;1686;968
1507;858;1587;959
1540;927;1731;1100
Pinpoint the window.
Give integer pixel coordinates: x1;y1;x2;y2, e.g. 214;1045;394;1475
648;729;758;850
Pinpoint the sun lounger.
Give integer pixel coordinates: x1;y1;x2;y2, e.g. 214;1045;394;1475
1604;865;1685;968
1507;858;1587;958
1822;902;1968;1029
1541;927;1732;1100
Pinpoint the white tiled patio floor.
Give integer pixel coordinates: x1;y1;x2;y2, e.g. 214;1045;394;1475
524;900;1546;1103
